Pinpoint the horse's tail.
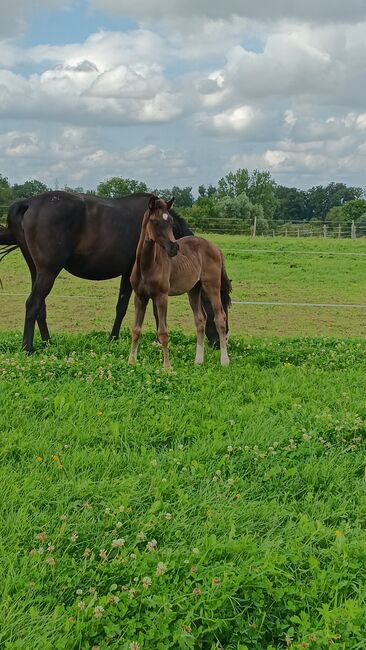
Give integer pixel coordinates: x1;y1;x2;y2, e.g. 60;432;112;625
0;199;26;263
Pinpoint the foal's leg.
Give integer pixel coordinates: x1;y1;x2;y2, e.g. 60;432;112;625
128;294;149;364
110;276;133;341
152;301;161;346
154;294;171;369
201;283;229;366
22;269;58;353
188;286;207;365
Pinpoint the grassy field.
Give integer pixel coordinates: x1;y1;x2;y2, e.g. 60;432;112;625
1;236;366;648
2;235;366;339
1;333;366;648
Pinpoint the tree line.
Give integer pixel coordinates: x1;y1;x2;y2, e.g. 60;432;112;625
1;170;365;234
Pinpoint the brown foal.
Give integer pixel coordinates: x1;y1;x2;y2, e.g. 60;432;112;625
129;195;231;368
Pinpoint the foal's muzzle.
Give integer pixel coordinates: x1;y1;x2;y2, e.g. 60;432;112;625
166;241;179;257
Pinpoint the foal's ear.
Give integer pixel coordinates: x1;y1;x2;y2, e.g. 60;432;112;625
166;197;175;210
148;195;156;212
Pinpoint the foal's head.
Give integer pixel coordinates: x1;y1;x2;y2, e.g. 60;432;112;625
146;196;179;257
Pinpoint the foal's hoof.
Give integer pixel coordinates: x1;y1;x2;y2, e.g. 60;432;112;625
194;359;204;365
128;356;136;365
221;357;230;367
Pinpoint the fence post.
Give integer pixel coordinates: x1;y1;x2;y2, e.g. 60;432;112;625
285;227;287;237
323;224;327;238
297;228;300;237
351;220;356;240
338;224;341;239
252;215;257;237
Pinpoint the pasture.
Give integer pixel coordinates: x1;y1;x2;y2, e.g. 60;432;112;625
1;236;366;649
2;235;366;338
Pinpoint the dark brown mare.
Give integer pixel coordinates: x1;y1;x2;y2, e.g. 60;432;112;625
129;196;231;368
0;191;230;352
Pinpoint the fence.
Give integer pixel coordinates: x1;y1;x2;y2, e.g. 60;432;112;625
190;216;362;238
0;204;364;239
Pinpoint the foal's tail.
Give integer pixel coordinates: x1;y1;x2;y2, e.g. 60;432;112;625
220;252;232;313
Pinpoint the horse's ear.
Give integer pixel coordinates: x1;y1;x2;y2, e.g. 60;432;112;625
148;195;156;212
166;197;175;211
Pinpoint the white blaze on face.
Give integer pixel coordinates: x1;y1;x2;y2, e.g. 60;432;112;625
163;213;169;220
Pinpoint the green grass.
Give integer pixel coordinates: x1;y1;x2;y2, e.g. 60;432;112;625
2;235;366;337
1;331;366;649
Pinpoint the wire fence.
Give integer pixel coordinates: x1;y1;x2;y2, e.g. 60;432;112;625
1;203;365;239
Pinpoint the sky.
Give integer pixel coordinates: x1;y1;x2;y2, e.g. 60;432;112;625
1;0;366;192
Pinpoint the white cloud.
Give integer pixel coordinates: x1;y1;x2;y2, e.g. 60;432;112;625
0;29;183;127
227;119;366;182
0;127;195;188
1;4;366;190
89;0;366;24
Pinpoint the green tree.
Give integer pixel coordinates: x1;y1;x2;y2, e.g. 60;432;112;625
275;186;309;222
181;196;218;231
307;183;364;221
216;192;253;221
326;199;366;226
198;184;217;198
13;179;49;199
326;205;345;226
97;177;148;198
171;186;193;208
0;174;14;205
63;185;85;194
217;169;250;198
217;168;277;220
247;170;278;222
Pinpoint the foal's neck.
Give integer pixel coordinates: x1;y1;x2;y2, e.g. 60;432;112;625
140;238;157;274
135;213;169;277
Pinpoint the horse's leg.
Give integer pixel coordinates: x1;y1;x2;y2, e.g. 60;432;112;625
22;269;58;353
154;294;171;369
188;285;206;365
201;283;229;366
19;244;51;343
128;294;149;364
110;276;133;341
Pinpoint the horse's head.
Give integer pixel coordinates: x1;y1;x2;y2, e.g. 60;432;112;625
146;196;179;257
